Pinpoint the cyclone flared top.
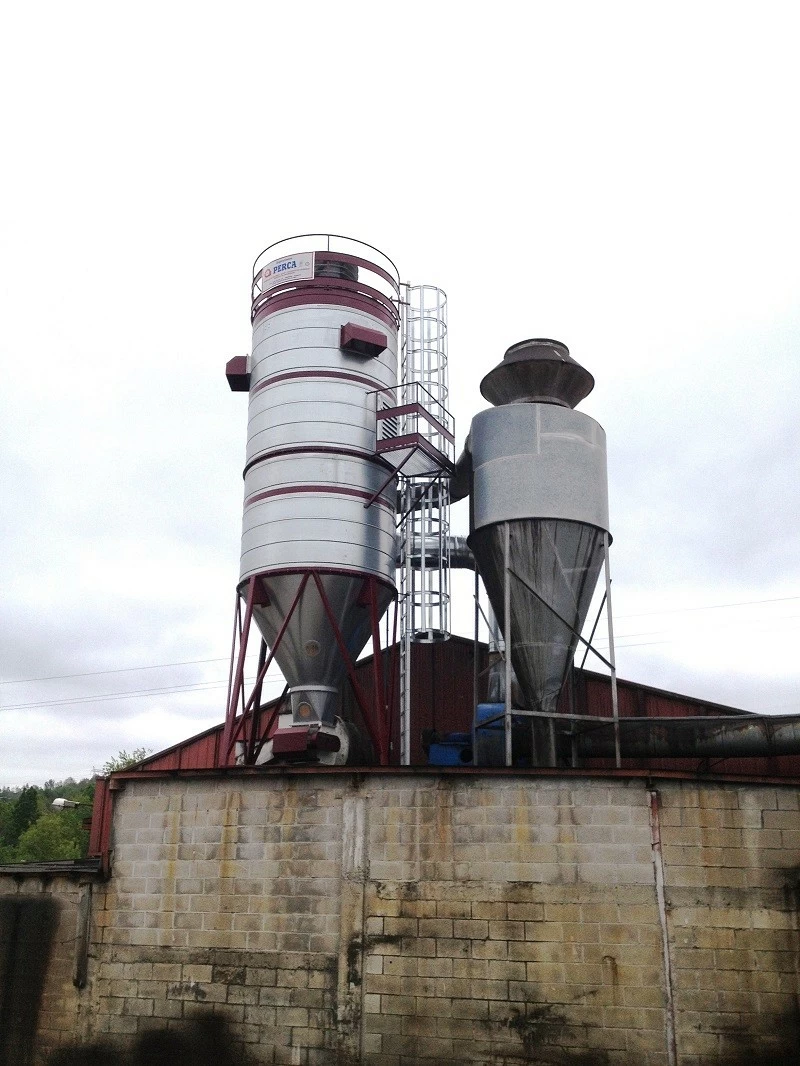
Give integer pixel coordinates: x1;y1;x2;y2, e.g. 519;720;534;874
479;338;595;409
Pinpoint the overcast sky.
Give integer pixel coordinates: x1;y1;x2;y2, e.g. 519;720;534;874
2;3;799;787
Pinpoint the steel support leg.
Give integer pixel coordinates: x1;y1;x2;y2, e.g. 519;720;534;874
504;523;512;768
603;532;622;769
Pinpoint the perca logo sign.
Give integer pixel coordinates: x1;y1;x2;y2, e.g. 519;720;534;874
261;260;298;278
260;252;315;292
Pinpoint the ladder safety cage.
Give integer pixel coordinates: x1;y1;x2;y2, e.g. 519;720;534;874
379;283;454;766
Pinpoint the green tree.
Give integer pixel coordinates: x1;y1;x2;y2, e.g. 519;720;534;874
0;762;141;864
0;801;13;843
0;802;16;861
100;748;151;774
15;812;82;862
41;776;94;808
7;785;40;844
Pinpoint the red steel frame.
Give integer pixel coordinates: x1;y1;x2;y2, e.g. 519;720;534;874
219;570;395;768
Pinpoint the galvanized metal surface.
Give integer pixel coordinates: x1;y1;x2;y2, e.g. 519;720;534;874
397;284;453;761
470;403;609;533
467;374;612;766
402;534;473;570
577;712;800;759
241;300;398;584
250;572;394;694
471;519;606;719
239;294;399;708
251;235;401;331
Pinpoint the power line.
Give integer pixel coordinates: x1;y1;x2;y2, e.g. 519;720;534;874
596;613;800;645
2;680;228;711
2;593;797;703
0;656;230;686
0;672;287;712
614;593;800;620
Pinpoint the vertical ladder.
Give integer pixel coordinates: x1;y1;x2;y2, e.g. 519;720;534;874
397;284;452;765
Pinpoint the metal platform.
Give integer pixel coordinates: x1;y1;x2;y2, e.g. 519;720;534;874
374;380;455;478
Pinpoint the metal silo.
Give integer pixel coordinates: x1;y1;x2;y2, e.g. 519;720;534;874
467;339;616;766
221;236;401;766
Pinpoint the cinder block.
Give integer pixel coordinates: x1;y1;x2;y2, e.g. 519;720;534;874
488;920;525;941
450;997;490;1020
448;957;488;982
435;900;471;919
434;938;470;958
367;974;405;997
470;939;509;961
399;898;437;918
383;916;418;937
453;919;488;940
416;956;452;978
383;955;418;977
106;1015;139;1034
525;943;582;967
487;960;526;982
122;997;154;1017
363;1011;403;1034
363;1032;382;1054
470;901;507;920
523;920;565;943
380;994;416;1015
226;985;259;1005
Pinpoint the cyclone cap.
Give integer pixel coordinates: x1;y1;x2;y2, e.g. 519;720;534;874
479;338;595;409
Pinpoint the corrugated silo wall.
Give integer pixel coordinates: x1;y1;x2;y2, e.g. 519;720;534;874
2;772;799;1065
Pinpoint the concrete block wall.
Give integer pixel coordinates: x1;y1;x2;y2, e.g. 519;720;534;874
659;783;800;1066
92;778;347;1064
359;780;667;1065
1;772;798;1065
0;875;96;1065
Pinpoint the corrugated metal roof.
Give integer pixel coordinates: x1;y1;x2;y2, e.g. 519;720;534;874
0;859;103;877
125;636;800;779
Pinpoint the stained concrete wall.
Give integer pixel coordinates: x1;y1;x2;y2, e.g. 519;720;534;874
0;876;96;1066
1;772;799;1065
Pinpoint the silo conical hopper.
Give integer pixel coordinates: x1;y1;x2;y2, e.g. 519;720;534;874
467;340;610;754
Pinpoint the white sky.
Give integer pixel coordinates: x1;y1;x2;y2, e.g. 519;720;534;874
2;2;799;786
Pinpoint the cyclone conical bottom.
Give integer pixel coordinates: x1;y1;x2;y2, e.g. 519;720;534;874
469;520;605;713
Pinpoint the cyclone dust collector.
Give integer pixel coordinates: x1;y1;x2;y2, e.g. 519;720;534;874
466;339;617;767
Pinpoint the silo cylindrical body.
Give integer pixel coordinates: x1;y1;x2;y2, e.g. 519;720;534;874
238;238;400;758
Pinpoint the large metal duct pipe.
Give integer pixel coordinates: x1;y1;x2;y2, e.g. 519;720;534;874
400;535;474;571
576;714;800;760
